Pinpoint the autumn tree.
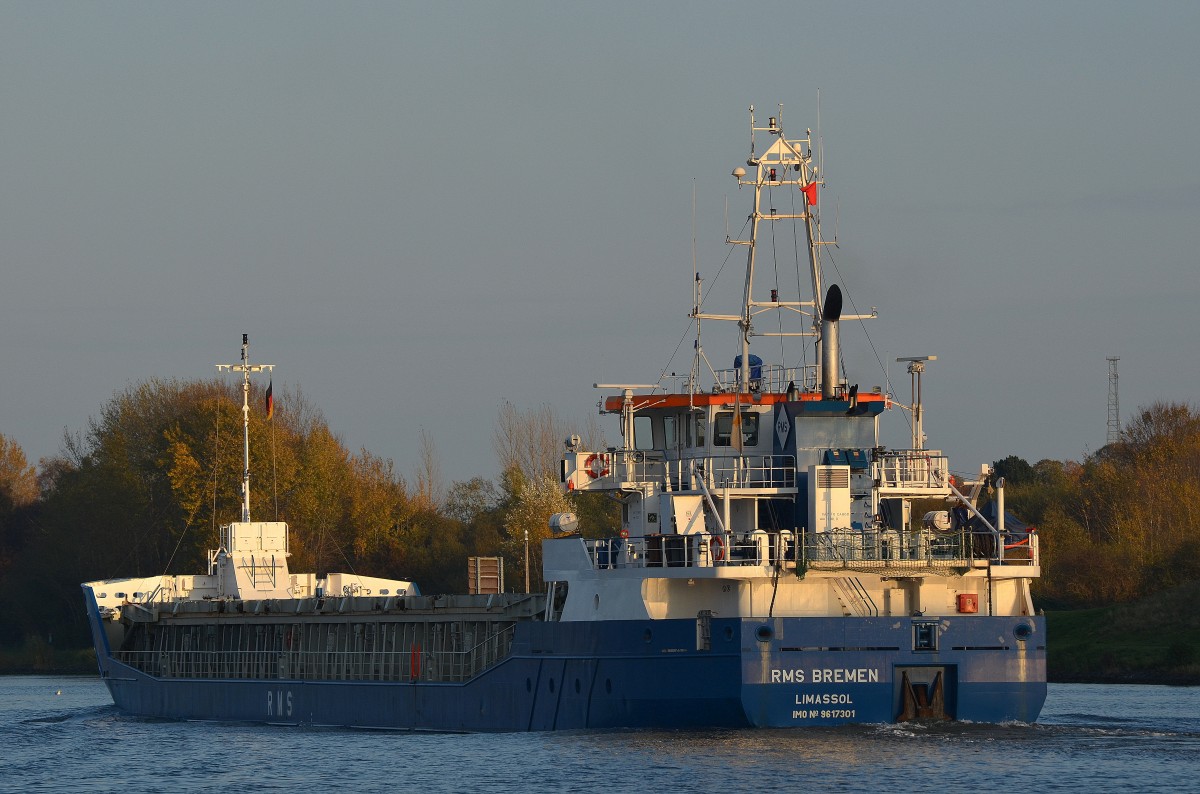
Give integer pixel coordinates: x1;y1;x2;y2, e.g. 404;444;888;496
498;467;572;592
489;401;620;588
444;475;507;566
1006;402;1200;606
1;378;440;645
0;434;37;509
0;434;38;597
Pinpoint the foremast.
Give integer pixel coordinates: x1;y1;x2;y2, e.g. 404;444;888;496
216;333;274;523
210;334;291;599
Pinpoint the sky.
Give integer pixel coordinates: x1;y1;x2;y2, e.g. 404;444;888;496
1;1;1198;487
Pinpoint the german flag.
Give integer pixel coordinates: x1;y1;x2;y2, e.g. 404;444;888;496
265;380;274;420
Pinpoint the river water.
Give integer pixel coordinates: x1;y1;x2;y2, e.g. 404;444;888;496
4;675;1196;793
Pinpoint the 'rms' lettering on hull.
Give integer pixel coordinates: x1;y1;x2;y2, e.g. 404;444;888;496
266;689;293;718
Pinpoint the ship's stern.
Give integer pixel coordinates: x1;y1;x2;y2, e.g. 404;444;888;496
740;615;1047;726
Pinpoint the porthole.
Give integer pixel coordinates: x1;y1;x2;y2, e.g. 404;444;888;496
549;679;556;694
756;625;773;643
1014;623;1034;641
643;629;653;643
575;679;581;694
594;594;600;611
526;678;532;693
605;679;613;695
724;626;734;641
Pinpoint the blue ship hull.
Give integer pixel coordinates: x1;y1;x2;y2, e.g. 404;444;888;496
87;594;1045;730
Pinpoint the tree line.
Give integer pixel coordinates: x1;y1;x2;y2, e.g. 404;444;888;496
0;379;616;649
995;401;1200;607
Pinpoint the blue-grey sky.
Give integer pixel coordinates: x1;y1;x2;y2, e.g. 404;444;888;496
2;2;1197;486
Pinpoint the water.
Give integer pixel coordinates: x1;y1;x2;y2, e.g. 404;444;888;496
4;676;1197;793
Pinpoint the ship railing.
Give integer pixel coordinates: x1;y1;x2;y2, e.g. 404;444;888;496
710;364;818;394
582;526;1039;572
691;454;796;490
586;531;790;570
605;453;796;491
798;527;1037;567
116;623;519;684
873;451;951;491
415;624;519;683
793;528;1040;569
605;451;670;486
139;581;180;605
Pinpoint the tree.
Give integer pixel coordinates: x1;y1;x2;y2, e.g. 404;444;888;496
0;434;39;593
492;401;607;484
412;429;444;513
992;455;1035;486
0;434;37;508
9;377;436;645
444;477;501;525
498;467;572;592
1013;402;1200;607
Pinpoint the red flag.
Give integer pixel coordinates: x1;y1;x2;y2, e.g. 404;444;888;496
802;182;818;205
265;380;274;420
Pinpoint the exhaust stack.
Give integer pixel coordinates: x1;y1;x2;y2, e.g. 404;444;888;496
820;285;842;399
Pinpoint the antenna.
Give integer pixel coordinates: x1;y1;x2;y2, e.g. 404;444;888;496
1107;356;1120;445
832;196;840;246
692;182;700;400
816;88;823;209
216;334;275;522
748;104;756;162
898;356;937;450
692;178;698;287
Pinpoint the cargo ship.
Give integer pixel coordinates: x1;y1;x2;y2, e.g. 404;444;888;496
83;106;1045;729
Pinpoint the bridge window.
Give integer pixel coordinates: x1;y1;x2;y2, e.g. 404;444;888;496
664;415;678;448
685;413;705;448
634;415;654;450
714;411;759;447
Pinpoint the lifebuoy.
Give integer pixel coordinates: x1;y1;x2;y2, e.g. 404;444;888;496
619;528;629;539
710;535;726;562
585;453;609;479
1004;526;1036;549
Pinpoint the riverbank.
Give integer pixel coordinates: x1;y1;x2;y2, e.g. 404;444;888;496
0;637;95;675
1045;578;1200;685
